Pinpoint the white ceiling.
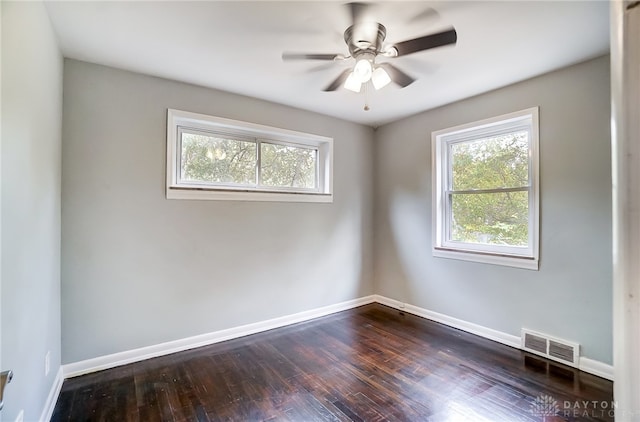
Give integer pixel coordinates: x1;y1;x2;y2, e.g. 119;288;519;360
44;1;609;127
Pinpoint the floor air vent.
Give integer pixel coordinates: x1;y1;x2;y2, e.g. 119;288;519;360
521;329;579;367
524;332;547;354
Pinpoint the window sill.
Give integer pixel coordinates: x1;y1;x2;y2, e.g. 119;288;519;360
166;186;333;203
433;247;539;270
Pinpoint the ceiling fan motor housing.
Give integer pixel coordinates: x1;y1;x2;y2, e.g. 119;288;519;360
344;23;387;59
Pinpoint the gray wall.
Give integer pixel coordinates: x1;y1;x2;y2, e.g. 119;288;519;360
1;1;63;420
61;60;374;363
373;55;612;364
61;55;611;366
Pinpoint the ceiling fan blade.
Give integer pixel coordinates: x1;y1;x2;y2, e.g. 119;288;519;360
407;7;440;24
377;63;415;88
324;69;352;92
390;27;457;57
282;53;345;61
306;62;344;74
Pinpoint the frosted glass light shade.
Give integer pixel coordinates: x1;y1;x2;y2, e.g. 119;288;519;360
344;72;362;92
372;67;391;90
353;59;373;83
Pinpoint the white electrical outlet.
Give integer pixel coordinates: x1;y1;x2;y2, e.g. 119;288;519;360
45;350;51;376
15;410;24;422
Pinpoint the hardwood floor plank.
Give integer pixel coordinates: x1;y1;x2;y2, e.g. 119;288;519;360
52;304;613;421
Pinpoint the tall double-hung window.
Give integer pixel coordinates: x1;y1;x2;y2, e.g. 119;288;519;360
432;108;539;269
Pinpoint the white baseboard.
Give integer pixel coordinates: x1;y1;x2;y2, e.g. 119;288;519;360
373;295;521;348
579;357;614;381
373;294;614;381
61;293;613;384
40;366;63;422
63;295;376;378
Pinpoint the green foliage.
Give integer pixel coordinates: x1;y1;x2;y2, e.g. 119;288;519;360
180;133;316;189
450;132;529;247
181;133;256;184
451;192;529;246
261;143;316;189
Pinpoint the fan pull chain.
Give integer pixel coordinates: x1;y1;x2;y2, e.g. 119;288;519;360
363;81;371;111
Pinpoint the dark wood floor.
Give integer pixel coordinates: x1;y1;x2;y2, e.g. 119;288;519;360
52;304;613;421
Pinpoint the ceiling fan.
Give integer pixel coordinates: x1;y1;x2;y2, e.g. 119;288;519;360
282;2;457;93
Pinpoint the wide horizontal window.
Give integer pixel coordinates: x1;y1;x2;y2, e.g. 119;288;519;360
167;109;332;202
432;107;540;269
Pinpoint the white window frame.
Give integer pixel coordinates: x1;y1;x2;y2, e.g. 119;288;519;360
166;109;333;202
432;107;540;270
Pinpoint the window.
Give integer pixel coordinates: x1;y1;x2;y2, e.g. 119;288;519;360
432;108;539;269
166;109;333;202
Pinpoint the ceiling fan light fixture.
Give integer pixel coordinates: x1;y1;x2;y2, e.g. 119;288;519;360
344;72;362;92
371;67;391;90
352;58;373;83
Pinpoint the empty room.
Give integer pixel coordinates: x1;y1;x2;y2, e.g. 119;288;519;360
2;1;639;421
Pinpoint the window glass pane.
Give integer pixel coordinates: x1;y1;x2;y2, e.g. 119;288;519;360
260;143;317;189
451;131;529;190
450;191;529;247
180;132;257;185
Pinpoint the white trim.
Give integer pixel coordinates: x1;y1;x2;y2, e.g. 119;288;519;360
63;296;375;378
579;357;615;381
431;107;540;270
432;248;539;270
166;109;334;203
39;367;63;422
611;0;640;415
166;188;333;203
60;294;613;384
373;295;613;380
373;295;521;348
